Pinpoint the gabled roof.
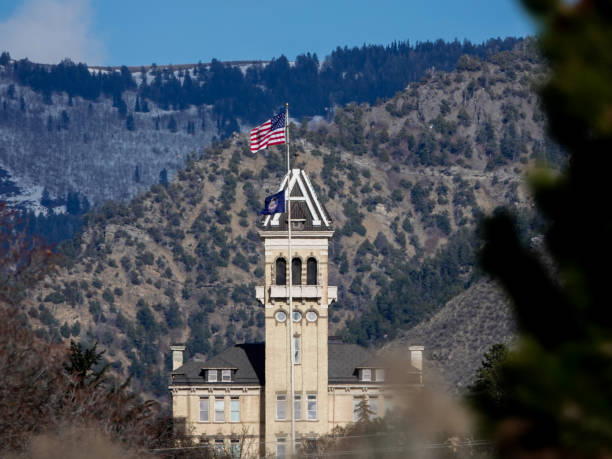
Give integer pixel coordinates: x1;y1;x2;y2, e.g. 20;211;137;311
171;343;264;386
260;169;333;232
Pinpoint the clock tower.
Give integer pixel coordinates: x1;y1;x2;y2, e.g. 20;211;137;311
255;168;337;455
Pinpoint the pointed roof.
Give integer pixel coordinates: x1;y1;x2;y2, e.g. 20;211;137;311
260;169;333;232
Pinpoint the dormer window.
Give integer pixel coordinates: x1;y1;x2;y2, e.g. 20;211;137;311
375;369;385;382
361;368;371;382
222;369;231;382
207;370;217;382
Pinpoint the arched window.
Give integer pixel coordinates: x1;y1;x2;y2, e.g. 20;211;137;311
275;258;286;285
292;258;302;285
307;258;317;285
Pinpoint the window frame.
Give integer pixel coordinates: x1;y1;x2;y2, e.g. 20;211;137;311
230;396;240;422
214;397;225;422
230;439;240;458
199;396;209;422
307;394;317;420
292;257;302;285
222;369;231;382
276;394;287;420
375;368;385;382
207;369;218;383
294;393;302;420
352;396;363;422
275;258;287;285
361;368;372;382
306;257;317;285
369;396;379;419
276;437;287;459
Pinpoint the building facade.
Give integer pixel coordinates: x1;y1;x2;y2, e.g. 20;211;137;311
169;169;423;457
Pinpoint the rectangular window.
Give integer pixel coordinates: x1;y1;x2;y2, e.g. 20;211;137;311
375;368;385;382
294;394;302;420
307;394;317;420
230;397;240;422
208;370;217;382
222;369;231;382
199;397;209;422
214;439;225;455
369;396;379;419
361;368;371;382
230;439;240;458
214;397;225;422
384;396;394;415
293;336;301;364
276;437;287;459
353;396;363;422
276;394;287;420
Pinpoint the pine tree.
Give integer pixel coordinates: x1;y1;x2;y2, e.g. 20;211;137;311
476;2;612;456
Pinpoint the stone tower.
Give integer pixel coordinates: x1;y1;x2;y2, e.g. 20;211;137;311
255;168;337;455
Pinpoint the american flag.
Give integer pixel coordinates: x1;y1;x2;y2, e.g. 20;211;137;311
250;110;286;152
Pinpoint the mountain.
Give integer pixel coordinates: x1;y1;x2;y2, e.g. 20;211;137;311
0;38;524;211
392;279;516;393
18;41;555;399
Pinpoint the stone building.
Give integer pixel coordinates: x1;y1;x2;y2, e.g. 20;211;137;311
169;169;424;457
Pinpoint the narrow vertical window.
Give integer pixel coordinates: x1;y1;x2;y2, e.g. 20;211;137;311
384;396;394;416
353;396;363;422
199;397;209;422
275;258;286;285
293;336;301;364
292;258;302;285
375;369;385;382
230;439;240;458
306;257;317;285
361;368;371;382
307;394;317;420
294;394;302;420
214;439;225;455
276;437;287;459
230;397;240;422
222;369;231;382
276;394;287;420
208;370;217;382
369;396;379;419
214;397;225;422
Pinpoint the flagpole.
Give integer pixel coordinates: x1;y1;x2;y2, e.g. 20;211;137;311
285;102;296;456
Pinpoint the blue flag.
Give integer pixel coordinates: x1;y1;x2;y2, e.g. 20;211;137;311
260;190;286;215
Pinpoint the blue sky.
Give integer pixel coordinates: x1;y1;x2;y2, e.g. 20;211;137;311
0;0;535;66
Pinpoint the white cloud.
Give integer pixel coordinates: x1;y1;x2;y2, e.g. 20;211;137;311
0;0;106;65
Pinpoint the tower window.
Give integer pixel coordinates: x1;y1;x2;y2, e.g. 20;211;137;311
307;257;317;285
292;258;302;285
275;258;286;285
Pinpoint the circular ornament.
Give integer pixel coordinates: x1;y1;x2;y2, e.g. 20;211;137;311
275;310;287;322
306;311;318;322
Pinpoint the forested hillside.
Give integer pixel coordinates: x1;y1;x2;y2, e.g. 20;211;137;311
0;37;523;214
15;41;559;400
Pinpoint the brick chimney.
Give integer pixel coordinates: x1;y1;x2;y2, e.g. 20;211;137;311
171;344;186;371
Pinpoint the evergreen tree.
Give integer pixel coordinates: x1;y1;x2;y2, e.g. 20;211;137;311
475;2;612;456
